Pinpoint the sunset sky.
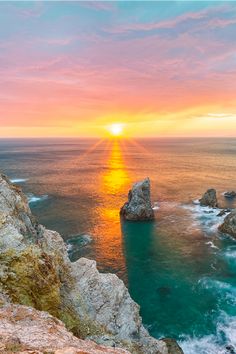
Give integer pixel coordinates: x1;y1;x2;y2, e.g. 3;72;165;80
1;1;236;138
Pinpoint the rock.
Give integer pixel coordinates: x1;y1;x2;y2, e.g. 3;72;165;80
120;178;155;221
217;209;231;217
0;172;179;354
224;191;236;199
226;344;236;354
70;257;167;353
0;303;129;354
67;234;93;254
161;338;184;354
218;209;236;238
199;189;218;208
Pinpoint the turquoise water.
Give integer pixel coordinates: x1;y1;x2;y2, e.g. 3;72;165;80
1;137;236;353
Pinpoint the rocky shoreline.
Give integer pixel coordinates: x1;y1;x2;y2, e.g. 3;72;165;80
0;173;183;354
199;188;236;238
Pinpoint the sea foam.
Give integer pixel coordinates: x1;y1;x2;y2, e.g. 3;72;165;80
180;312;236;354
10;178;28;183
182;202;230;235
27;193;48;204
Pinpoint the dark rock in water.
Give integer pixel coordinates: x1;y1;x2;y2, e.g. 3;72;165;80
224;191;236;199
67;234;92;253
226;344;236;354
219;209;236;238
161;338;184;354
217;209;231;217
120;178;154;221
157;286;171;297
199;189;218;208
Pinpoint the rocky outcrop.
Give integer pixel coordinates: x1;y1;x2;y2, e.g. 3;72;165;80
199;188;218;208
0;303;129;354
224;191;236;199
161;338;184;354
0;173;181;354
218;209;236;238
120;178;155;221
217;209;231;217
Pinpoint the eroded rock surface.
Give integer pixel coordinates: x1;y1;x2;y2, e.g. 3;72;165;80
120;178;155;221
199;189;218;208
218;209;236;238
0;173;180;354
0;303;129;354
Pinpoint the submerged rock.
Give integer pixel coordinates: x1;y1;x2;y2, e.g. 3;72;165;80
120;178;155;221
218;209;236;238
0;172;179;354
224;191;236;199
67;234;93;253
199;189;218;208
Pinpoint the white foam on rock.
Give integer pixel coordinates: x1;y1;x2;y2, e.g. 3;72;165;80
181;202;231;235
27;193;48;204
152;202;160;210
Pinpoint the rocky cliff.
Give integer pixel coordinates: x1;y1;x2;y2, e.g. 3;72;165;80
0;173;183;354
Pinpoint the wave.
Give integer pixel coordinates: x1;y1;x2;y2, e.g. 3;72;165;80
10;178;28;183
199;277;234;292
27;193;48;204
180;312;236;354
181;203;230;235
205;241;219;250
152;202;160;210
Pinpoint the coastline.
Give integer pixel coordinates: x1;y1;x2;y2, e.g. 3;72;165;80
0;172;183;354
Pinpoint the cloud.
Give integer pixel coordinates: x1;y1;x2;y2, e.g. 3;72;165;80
105;3;236;35
79;1;116;12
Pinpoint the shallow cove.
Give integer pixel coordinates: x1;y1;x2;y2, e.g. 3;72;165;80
122;219;236;340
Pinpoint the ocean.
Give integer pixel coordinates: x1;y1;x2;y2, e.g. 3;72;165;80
1;137;236;353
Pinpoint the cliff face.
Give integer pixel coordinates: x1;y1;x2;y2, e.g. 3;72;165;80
0;173;183;354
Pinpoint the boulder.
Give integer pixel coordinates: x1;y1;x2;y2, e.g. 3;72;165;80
218;209;236;238
199;189;218;208
224;191;236;199
120;178;155;221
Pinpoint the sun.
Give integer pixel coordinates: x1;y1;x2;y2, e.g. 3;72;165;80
108;123;124;137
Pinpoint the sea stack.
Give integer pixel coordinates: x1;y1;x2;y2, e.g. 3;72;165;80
218;209;236;238
120;177;154;221
199;188;218;208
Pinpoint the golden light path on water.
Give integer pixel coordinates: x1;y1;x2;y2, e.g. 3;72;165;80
92;138;132;276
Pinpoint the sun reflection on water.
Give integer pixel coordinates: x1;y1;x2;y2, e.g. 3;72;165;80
92;139;131;278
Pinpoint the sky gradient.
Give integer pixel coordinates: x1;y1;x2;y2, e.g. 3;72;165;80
1;1;236;138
